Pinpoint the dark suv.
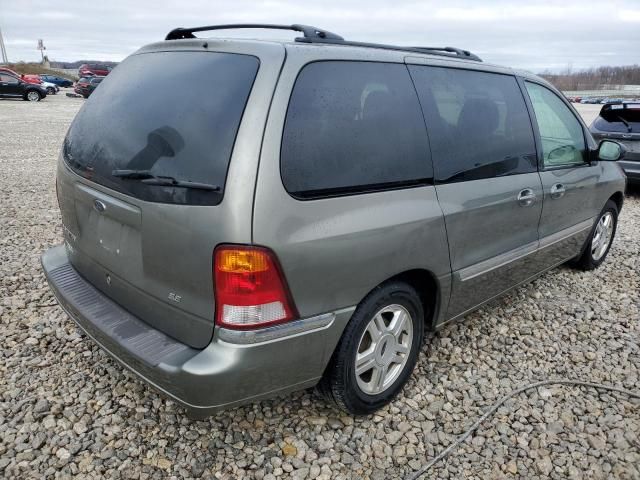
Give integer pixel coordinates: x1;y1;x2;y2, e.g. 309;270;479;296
0;73;47;101
42;24;627;416
590;103;640;184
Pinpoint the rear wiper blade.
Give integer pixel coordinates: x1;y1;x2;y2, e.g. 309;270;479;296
615;115;632;133
112;169;154;179
141;177;221;191
111;169;220;191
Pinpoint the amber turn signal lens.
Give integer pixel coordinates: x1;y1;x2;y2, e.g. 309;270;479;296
217;248;269;273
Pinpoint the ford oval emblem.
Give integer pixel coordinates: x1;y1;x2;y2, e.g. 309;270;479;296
93;199;107;213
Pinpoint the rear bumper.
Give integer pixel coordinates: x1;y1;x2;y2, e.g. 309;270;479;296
619;159;640;184
42;245;353;415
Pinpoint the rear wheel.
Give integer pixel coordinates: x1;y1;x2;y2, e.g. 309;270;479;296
25;90;41;102
318;281;424;414
46;87;56;95
574;200;618;270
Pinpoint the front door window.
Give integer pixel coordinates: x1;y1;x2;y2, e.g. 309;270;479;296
525;82;587;168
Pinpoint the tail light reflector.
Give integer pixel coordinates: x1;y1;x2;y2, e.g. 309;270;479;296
214;245;297;329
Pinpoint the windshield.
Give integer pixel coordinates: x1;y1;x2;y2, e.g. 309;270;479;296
63;50;259;205
594;104;640;133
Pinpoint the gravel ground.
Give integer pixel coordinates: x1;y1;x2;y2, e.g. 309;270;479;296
1;93;639;479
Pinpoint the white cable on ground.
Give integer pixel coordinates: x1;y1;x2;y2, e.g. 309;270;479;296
406;379;640;480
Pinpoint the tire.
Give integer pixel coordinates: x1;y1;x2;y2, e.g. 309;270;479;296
46;87;55;95
574;200;618;271
318;281;425;414
25;90;41;102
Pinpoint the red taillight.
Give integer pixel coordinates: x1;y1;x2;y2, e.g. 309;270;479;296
214;245;297;330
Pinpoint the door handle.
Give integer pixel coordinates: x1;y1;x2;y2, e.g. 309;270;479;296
517;188;536;207
550;183;566;199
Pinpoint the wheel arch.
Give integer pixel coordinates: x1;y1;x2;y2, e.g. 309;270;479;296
609;191;623;213
353;268;440;332
389;269;440;330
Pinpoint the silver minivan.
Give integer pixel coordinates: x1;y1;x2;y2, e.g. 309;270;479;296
42;24;627;416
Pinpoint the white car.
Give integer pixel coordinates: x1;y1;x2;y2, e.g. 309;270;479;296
41;81;59;95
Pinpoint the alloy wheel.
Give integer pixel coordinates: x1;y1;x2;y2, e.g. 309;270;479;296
591;211;614;261
355;304;413;395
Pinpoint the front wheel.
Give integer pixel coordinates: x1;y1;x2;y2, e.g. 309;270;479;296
574;200;618;270
25;90;42;102
46;87;56;95
318;281;424;414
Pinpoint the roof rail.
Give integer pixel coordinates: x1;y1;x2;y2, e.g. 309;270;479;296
164;23;481;62
165;23;343;42
409;46;482;62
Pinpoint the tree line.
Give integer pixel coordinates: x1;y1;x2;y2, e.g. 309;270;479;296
49;60;119;69
540;65;640;91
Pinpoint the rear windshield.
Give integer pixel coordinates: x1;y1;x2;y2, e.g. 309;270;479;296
594;104;640;133
64;51;259;205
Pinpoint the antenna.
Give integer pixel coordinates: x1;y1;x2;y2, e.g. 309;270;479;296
0;26;8;64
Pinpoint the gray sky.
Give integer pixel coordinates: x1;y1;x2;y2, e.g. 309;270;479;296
2;0;639;72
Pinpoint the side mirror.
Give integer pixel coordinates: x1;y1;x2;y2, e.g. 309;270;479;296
597;140;626;161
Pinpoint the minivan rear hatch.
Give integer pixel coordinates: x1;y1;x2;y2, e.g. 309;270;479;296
57;43;281;348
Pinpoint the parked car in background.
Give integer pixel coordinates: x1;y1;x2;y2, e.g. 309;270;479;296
41;81;59;95
42;24;626;417
0;73;47;101
74;76;104;98
21;75;44;85
74;77;90;95
590;103;640;184
78;63;112;77
0;67;42;85
40;74;74;88
600;98;624;105
0;66;20;77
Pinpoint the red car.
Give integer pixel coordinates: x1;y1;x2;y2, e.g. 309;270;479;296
0;67;42;84
74;77;91;95
78;63;112;77
74;76;104;98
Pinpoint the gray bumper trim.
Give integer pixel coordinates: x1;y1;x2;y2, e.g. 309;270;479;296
45;253;197;367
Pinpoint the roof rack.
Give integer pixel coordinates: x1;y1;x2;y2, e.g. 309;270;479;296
164;24;481;62
165;24;343;42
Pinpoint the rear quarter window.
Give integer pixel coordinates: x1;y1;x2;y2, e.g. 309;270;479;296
281;61;432;198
